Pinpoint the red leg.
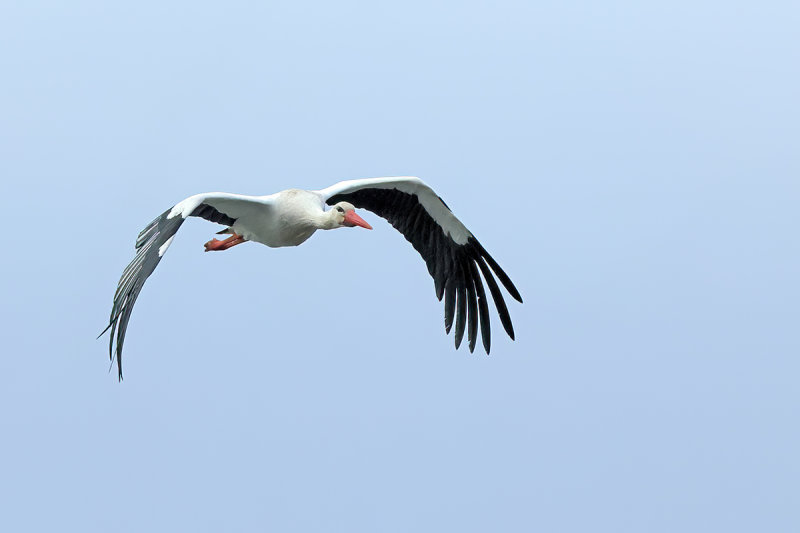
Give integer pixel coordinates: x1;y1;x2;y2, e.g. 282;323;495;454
204;233;246;252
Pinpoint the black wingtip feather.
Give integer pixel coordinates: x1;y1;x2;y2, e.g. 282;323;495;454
473;253;515;341
467;260;491;354
466;273;478;353
97;322;113;340
471;239;523;303
435;277;445;301
454;262;467;349
432;232;446;301
444;278;456;334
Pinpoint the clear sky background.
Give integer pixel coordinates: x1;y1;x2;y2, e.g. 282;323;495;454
1;1;798;531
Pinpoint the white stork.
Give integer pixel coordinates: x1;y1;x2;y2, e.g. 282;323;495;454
101;177;522;379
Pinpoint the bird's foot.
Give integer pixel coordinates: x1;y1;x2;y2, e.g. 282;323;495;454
204;238;222;252
204;234;246;252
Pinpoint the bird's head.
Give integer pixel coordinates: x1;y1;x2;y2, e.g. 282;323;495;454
330;201;373;230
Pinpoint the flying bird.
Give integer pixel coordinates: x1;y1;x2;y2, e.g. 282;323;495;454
101;177;522;379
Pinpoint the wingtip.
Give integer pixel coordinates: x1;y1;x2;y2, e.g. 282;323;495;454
435;287;444;301
97;323;112;340
503;320;515;340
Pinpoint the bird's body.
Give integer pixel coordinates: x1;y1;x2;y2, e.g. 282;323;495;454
231;189;324;247
255;189;326;247
102;176;522;379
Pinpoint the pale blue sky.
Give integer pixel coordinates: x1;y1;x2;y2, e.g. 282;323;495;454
1;1;798;531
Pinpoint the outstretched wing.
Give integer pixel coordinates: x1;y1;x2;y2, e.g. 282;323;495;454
100;193;272;380
317;177;522;354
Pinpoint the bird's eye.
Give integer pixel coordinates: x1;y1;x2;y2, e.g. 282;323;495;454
336;206;345;213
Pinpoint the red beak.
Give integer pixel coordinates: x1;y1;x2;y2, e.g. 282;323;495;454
344;210;373;230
